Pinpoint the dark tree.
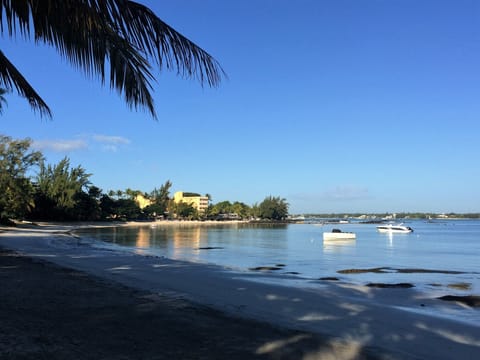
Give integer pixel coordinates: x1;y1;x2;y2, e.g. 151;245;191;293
258;196;289;221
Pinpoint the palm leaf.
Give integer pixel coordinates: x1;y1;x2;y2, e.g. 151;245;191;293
0;0;226;118
0;50;51;117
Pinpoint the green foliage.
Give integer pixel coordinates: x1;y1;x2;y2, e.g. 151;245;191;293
174;201;197;219
32;157;92;220
207;200;251;219
113;199;142;220
257;196;289;221
145;180;172;217
98;194;142;221
209;201;232;217
72;189;102;221
231;201;250;218
125;188;142;199
250;203;260;219
0;135;43;222
0;136;296;224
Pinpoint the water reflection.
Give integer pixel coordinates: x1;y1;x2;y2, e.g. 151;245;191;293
76;222;480;297
171;227;205;261
136;227;151;248
323;239;356;254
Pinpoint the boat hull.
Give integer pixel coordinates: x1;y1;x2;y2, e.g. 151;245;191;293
323;232;356;240
376;226;413;233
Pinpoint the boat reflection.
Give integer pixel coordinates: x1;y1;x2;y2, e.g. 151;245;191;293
323;238;356;253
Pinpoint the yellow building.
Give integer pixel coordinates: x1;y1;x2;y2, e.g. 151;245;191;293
173;191;209;214
135;194;152;209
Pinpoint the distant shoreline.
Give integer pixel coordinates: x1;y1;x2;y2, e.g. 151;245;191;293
7;219;303;231
5;216;478;233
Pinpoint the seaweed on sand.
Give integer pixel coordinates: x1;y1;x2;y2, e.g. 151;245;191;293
366;283;415;288
438;295;480;308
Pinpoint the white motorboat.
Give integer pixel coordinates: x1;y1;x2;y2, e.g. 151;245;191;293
323;228;356;240
376;223;413;233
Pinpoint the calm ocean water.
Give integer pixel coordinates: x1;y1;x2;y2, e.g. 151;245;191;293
76;220;480;296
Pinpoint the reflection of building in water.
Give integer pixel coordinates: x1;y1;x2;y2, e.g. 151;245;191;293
323;239;356;254
136;227;151;248
170;227;206;260
171;227;202;248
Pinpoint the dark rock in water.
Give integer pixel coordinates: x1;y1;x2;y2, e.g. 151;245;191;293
319;277;340;281
195;247;224;250
249;266;282;271
366;283;414;288
438;295;480;308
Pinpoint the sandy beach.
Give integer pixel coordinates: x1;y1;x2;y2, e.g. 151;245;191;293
1;222;480;359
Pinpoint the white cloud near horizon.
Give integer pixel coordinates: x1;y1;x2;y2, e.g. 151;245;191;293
32;134;131;153
33;139;88;152
92;134;131;145
92;134;131;152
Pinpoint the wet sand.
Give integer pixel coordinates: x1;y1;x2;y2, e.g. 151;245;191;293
0;248;387;360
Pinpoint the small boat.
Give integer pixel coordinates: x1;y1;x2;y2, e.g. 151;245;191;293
287;215;306;222
376;223;413;233
323;228;356;240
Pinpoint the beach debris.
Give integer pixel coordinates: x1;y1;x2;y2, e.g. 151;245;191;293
438;295;480;308
366;283;414;288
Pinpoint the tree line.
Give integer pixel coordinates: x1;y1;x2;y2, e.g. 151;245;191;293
0;135;289;225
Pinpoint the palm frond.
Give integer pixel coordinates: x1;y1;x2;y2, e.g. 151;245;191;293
0;50;52;117
110;1;226;87
0;0;226;118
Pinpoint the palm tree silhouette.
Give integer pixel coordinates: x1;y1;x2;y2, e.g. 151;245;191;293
0;1;226;118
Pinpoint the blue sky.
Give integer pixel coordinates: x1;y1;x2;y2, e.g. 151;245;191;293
1;0;479;214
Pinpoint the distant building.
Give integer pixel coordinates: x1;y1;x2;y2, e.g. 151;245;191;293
135;194;152;209
173;191;209;214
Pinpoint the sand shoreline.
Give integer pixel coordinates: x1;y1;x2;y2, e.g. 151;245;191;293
1;222;480;359
2;247;385;360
